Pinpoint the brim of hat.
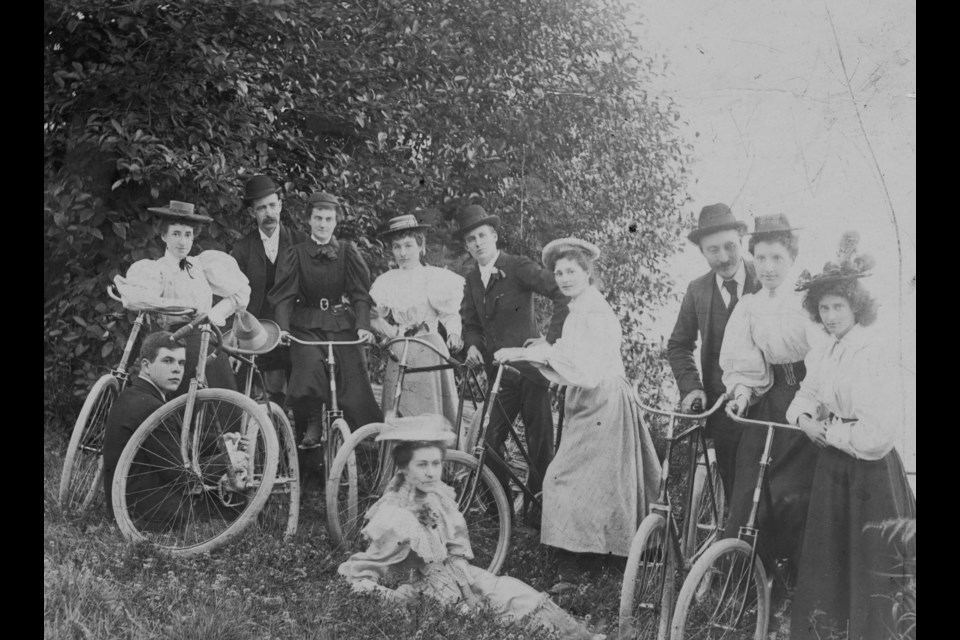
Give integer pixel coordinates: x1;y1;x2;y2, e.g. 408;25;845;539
687;221;748;243
541;238;601;265
795;272;871;290
375;427;456;445
747;226;804;236
243;186;280;203
378;223;432;238
148;207;215;224
456;215;501;237
221;320;283;355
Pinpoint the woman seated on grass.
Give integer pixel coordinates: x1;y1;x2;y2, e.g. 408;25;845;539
338;415;604;640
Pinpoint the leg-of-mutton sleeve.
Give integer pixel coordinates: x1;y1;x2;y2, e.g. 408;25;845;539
196;250;250;323
114;259;185;311
342;241;374;333
267;246;301;332
426;267;465;338
719;298;772;404
512;254;569;344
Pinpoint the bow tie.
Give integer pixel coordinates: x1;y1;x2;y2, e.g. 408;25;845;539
310;243;339;263
178;258;195;278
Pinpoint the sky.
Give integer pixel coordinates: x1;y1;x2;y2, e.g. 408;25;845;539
626;0;916;478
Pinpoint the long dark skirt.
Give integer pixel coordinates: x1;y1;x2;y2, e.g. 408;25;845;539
722;364;818;567
791;447;916;640
288;326;383;432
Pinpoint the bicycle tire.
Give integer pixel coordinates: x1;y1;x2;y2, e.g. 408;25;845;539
669;538;769;640
252;402;300;539
619;513;678;640
111;389;279;556
326;424;512;574
683;451;726;562
59;374;120;514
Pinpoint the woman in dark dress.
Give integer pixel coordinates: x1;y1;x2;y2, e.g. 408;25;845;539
786;232;916;640
268;191;383;447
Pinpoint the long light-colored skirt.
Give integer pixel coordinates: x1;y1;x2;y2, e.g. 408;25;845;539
381;332;458;424
541;375;661;556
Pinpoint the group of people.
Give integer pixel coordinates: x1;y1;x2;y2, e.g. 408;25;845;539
668;203;916;639
98;177;915;639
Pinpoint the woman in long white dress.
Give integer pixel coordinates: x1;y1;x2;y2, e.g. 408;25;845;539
114;200;250;394
370;214;465;424
495;238;661;585
339;415;604;640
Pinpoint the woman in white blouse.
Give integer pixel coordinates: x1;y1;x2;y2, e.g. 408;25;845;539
786;234;915;640
495;238;660;588
114;200;251;394
369;214;465;424
719;214;822;577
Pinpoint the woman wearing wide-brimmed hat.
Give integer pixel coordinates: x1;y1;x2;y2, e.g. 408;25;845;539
495;238;661;588
368;213;465;424
114;200;251;394
267;191;383;447
338;415;604;640
786;232;916;640
718;213;824;579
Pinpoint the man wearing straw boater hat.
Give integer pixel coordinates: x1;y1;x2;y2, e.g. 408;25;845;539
231;175;307;404
666;203;760;499
454;204;568;524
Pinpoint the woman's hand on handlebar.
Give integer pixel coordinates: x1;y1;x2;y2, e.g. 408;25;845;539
357;329;375;344
725;392;750;417
493;347;524;365
446;333;463;353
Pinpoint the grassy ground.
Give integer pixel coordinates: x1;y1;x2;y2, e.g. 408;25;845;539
44;423;623;640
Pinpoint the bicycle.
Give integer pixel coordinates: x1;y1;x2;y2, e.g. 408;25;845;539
110;313;281;556
669;412;801;640
58;286;194;515
326;338;522;575
618;391;728;640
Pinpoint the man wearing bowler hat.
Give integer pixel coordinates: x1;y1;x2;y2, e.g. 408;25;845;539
667;203;760;500
454;204;568;525
231;175;307;405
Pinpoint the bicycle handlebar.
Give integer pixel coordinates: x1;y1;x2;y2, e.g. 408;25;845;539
282;333;369;347
171;313;212;342
382;336;463;366
106;285;196;317
631;381;728;419
726;412;801;431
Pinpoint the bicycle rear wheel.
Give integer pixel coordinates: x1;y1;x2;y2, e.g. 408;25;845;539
59;374;120;514
619;513;678;640
669;538;769;640
252;402;300;539
111;389;279;556
683;450;726;562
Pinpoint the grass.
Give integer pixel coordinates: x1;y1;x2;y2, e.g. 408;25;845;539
44;423;620;640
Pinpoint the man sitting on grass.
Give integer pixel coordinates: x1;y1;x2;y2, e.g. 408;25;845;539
102;331;249;525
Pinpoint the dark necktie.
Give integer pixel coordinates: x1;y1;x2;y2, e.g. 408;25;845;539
179;258;195;279
723;279;739;312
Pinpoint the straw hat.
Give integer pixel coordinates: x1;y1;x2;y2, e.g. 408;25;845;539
147;200;214;224
541;237;601;268
221;310;282;355
375;414;456;445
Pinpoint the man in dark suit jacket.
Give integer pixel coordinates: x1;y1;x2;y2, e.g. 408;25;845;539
231;175;307;404
667;203;760;499
453;204;568;515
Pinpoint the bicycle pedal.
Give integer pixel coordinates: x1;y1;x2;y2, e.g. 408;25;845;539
298;440;323;450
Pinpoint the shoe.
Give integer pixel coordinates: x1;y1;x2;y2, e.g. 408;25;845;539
299;416;324;450
550;554;582;593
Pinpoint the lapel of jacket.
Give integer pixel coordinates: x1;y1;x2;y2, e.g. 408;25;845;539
482;252;508;318
698;272;715;349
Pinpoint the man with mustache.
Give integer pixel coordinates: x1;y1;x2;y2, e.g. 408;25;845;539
231;175;307;405
667;203;760;500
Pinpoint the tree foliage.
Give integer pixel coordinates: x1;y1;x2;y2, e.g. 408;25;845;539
44;0;690;429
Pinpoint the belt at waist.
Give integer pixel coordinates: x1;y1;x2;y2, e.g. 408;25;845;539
771;361;805;386
299;298;346;311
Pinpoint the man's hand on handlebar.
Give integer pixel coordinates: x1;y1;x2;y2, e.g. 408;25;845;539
465;345;485;369
680;389;707;414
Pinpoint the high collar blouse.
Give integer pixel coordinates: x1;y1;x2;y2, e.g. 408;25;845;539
527;285;625;389
113;250;250;327
719;281;823;400
786;324;900;460
369;265;465;338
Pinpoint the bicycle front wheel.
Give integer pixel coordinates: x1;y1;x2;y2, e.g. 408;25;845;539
619;513;677;640
252;402;300;539
669;538;769;640
444;450;511;575
683;451;726;562
111;389;279;556
59;374;120;514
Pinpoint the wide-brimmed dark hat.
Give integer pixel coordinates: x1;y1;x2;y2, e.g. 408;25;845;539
687;203;747;244
796;230;875;291
221;310;282;355
307;191;340;209
147;200;214;224
378;213;432;238
243;175;280;204
748;213;802;236
455;204;500;238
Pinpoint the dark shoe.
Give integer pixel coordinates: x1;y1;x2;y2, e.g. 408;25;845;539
550;553;582;593
299;416;324;450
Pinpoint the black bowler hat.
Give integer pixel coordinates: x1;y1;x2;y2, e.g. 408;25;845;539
687;203;747;244
243;175;280;204
455;204;501;238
